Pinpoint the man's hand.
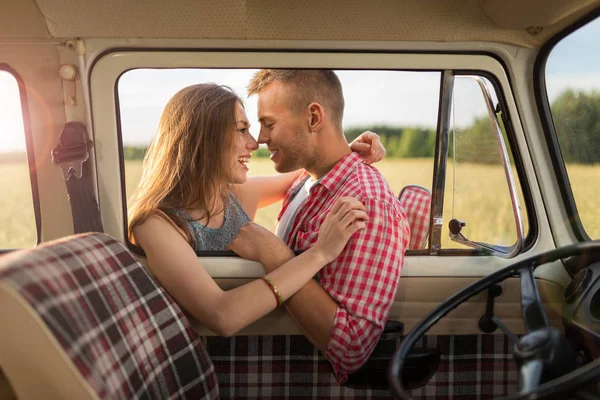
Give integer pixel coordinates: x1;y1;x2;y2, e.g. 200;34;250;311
350;130;386;165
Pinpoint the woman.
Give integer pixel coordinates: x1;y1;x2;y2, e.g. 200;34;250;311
128;84;382;337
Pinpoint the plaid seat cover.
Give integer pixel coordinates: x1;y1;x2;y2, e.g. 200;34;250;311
398;185;431;250
0;233;219;400
203;334;517;399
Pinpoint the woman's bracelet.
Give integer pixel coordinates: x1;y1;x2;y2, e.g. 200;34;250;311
261;275;283;307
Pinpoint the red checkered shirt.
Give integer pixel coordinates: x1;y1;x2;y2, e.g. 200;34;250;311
279;152;410;383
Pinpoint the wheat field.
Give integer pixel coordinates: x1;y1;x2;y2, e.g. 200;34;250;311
3;158;600;249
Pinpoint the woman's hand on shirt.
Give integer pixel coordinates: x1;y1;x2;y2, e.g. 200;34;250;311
313;196;369;264
350;130;386;165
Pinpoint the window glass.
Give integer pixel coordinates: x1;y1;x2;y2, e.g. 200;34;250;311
444;76;529;249
118;69;440;235
0;70;36;248
546;16;600;239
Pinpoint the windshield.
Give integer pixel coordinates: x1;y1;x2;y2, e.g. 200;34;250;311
545;15;600;240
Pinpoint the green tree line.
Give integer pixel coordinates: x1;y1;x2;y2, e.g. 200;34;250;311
345;126;436;158
122;89;600;164
551;89;600;164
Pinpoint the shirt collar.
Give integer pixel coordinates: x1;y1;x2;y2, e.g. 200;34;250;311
314;152;363;194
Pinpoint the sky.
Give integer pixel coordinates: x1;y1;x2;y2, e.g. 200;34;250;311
117;69;444;146
545;16;600;100
1;17;599;152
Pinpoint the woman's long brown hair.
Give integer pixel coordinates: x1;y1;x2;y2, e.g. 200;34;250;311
128;84;241;247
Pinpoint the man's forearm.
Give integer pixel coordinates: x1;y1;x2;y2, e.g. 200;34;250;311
284;279;337;354
259;248;337;354
260;247;294;273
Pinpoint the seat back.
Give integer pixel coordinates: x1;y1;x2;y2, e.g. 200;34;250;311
0;233;218;400
398;185;431;250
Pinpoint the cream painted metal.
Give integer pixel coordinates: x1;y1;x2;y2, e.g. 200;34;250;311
0;0;596;396
87;48;570;338
192;277;565;337
89;49;567;280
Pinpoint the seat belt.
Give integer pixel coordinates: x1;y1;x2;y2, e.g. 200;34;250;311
51;121;104;233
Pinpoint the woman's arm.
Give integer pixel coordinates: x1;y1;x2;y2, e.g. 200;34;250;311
132;197;367;337
231;169;304;220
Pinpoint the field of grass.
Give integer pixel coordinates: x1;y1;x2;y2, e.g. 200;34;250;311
0;162;36;248
121;158;529;249
3;158;600;249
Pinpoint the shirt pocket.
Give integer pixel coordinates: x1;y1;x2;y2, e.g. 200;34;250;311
295;229;319;250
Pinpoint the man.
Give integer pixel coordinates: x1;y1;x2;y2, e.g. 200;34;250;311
247;69;410;383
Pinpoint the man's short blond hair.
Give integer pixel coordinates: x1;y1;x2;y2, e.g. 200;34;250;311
247;69;345;130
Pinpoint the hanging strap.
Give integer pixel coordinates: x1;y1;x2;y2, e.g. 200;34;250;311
51;121;103;233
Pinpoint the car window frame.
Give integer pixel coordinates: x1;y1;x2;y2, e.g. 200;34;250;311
431;69;536;256
88;49;537;259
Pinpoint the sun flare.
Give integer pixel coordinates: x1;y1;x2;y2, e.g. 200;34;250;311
0;71;26;153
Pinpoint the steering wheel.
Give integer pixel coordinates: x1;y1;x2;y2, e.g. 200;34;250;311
389;241;600;400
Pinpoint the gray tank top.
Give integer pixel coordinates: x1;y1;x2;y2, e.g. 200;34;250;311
174;192;251;251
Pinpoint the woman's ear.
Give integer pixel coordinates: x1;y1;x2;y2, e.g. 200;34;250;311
307;102;325;133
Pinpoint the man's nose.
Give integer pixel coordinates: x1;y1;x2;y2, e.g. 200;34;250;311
257;129;268;145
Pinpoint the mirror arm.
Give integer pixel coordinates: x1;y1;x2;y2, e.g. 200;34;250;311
449;231;519;258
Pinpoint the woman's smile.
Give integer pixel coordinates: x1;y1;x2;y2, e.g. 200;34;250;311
238;156;250;171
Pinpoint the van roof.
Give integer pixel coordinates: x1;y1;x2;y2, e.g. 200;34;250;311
2;0;599;48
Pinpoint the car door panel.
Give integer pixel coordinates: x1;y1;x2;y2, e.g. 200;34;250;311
191;271;564;337
177;258;565;399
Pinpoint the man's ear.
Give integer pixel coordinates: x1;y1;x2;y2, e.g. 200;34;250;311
307;102;325;133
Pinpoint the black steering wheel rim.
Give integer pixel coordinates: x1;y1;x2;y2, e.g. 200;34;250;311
389;241;600;400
